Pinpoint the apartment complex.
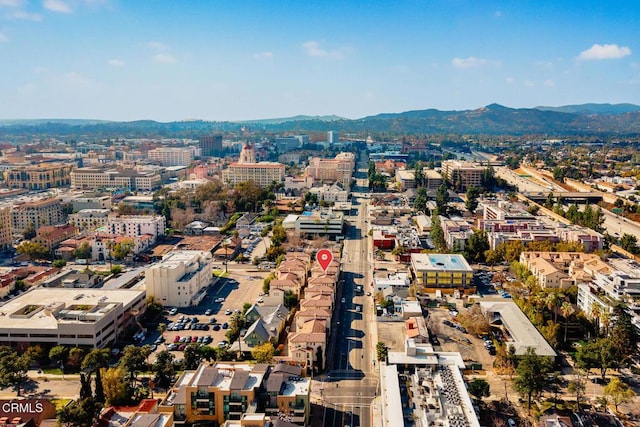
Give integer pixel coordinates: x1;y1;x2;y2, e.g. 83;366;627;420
3;163;74;190
0;287;146;349
12;197;65;233
68;209;110;232
160;362;310;426
0;207;13;251
106;214;166;243
410;253;474;292
395;168;442;191
147;147;194;166
519;251;612;289
441;160;484;191
305;152;355;187
145;250;212;307
70;167;162;190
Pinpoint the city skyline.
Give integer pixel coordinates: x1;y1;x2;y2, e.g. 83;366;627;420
0;0;638;122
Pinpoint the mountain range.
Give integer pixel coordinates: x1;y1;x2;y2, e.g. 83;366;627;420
1;103;639;138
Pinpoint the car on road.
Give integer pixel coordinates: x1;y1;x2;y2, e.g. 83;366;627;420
215;297;225;303
257;298;264;303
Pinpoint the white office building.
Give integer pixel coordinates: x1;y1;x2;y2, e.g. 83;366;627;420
145;250;213;307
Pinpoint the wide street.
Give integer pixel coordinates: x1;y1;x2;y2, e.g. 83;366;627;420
321;154;378;427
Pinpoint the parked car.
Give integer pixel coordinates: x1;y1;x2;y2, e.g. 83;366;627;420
168;307;178;315
222;322;228;329
507;419;517;427
205;309;212;315
213;324;221;331
225;309;232;315
215;297;225;303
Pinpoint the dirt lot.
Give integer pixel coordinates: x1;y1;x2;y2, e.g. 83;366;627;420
377;321;406;352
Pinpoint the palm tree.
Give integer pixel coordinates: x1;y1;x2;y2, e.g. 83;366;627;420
590;302;602;336
545;292;561;323
600;310;612;336
561;301;575;344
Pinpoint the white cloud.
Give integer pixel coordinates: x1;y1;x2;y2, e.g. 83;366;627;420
11;10;43;20
302;40;346;60
505;77;515;84
579;43;631;60
252;51;273;60
43;0;72;13
0;0;21;7
0;31;7;42
543;79;555;87
451;56;500;69
524;80;535;87
153;53;176;63
108;59;124;67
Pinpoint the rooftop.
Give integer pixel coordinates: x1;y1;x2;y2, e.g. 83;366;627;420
411;253;472;272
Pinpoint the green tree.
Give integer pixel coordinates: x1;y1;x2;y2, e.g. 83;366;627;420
413;187;428;210
16;241;49;261
57;397;102;427
153;350;176;391
619;233;640;255
73;241;92;260
561;301;575;343
430;210;446;251
23;223;36;240
49;345;68;368
119;345;151;384
252;342;275;363
465;185;480;213
513;347;554;414
52;259;67;268
183;343;203;370
603;377;635;413
66;347;86;373
376;341;388;362
609;304;639;364
0;346;32;396
82;348;110;404
567;370;587;410
102;366;129;406
465;230;489;263
467;379;490;401
110;265;123;274
111;238;134;261
435;182;449;216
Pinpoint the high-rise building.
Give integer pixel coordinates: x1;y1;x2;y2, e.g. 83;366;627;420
198;135;223;157
305;152;355;188
0;207;13;251
12;197;65;233
327;131;339;144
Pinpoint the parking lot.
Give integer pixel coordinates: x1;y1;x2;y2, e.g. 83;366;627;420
146;265;268;360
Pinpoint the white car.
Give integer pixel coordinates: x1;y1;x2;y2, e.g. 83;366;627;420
168;308;178;315
215;297;225;303
341;298;346;303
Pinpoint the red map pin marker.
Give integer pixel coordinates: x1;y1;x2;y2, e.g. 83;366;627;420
316;249;333;272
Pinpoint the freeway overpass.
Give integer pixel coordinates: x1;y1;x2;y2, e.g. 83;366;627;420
523;191;603;204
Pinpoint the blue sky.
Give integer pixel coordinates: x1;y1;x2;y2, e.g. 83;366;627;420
0;0;638;121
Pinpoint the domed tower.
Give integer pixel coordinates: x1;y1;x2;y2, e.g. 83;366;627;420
238;143;256;164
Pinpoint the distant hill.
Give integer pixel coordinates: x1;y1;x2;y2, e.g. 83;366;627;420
535;103;640;115
2;104;640;138
239;115;346;125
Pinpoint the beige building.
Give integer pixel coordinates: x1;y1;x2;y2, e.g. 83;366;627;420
12;197;65;233
145;250;213;307
0;287;147;349
305;152;355;187
3;163;74;190
33;224;78;252
519;251;612;289
288;318;327;374
106;214;166;242
0;207;13;251
147;147;194;166
68;209;110;232
160;362;310;425
221;163;285;187
70;167;162;190
441;160;484;191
